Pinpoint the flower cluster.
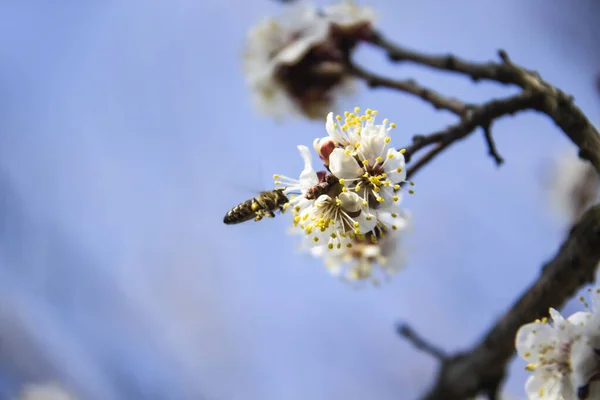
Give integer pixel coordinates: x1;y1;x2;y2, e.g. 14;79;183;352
243;1;376;119
515;288;600;400
274;107;413;282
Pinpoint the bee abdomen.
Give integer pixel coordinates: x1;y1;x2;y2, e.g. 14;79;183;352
223;200;256;225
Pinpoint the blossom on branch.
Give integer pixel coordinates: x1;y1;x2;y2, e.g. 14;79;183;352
274;107;413;282
243;1;375;119
515;288;600;400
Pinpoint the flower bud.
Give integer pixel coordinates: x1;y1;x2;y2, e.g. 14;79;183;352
313;137;336;165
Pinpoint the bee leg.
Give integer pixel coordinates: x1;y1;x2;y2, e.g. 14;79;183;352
265;211;276;218
254;211;264;221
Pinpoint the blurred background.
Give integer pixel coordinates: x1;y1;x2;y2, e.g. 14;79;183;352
0;0;598;399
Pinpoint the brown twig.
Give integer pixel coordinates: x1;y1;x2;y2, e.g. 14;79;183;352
396;323;446;362
365;32;600;173
481;121;504;166
345;61;469;116
403;92;536;178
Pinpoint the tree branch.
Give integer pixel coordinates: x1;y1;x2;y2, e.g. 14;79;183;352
366;32;600;173
404;92;537;178
345;60;469;116
418;204;600;400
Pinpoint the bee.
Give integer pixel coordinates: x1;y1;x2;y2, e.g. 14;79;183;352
223;189;289;225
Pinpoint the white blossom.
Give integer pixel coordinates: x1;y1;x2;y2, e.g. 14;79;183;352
242;2;376;119
275;107;413;281
516;289;600;399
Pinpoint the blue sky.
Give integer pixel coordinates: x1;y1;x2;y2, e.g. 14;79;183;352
0;1;598;399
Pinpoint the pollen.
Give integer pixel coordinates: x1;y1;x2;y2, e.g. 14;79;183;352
313;237;319;242
409;190;415;194
339;179;345;185
354;106;361;113
396;168;403;173
400;148;406;154
376;197;384;203
328;243;334;249
362;160;369;166
336;115;342;121
375;156;383;163
384;137;391;143
525;363;537;372
394;185;400;190
273;174;280;178
390;123;397;128
393;196;399;201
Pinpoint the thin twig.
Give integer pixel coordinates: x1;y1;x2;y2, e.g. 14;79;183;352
346;60;469;116
481;122;504;166
397;323;446;362
367;31;527;86
403;92;536;177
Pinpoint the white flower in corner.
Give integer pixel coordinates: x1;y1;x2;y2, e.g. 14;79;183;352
516;289;600;400
516;308;584;399
242;2;376;119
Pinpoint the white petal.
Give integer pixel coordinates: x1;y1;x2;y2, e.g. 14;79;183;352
314;194;332;208
338;191;362;212
274;37;316;65
549;308;566;325
515;321;555;359
525;374;561;399
359;133;386;163
570;340;600;394
329;148;363;179
354;211;377;233
325;112;345;144
384;148;407;182
568;311;593;328
297;145;319;190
